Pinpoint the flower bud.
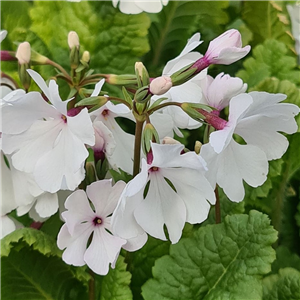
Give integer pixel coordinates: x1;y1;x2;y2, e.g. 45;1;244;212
106;74;137;85
68;31;80;49
204;29;251;65
135;61;149;88
134;86;151;103
143;123;160;153
194;141;202;154
162;137;180;145
149;76;172;95
81;51;90;64
16;42;31;64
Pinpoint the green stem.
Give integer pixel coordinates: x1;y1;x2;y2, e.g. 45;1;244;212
88;269;95;300
215;186;221;224
47;59;71;80
133;119;144;177
148;101;181;114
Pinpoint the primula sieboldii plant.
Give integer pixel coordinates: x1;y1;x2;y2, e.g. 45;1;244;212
1;2;300;298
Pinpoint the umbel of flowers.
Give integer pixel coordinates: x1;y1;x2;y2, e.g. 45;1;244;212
1;27;299;276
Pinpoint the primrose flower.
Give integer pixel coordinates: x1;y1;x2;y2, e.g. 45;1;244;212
200;92;300;202
204;29;251;65
2;70;95;193
112;142;215;245
112;0;169;14
200;72;247;111
152;33;206;135
57;180;126;275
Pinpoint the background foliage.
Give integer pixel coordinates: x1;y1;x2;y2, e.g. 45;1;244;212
1;1;300;299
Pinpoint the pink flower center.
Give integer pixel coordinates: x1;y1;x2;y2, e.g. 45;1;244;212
149;166;159;172
61;115;67;123
93;216;103;226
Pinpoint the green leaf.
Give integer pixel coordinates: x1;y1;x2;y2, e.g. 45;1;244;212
236;39;300;88
272;246;300;274
1;228;61;257
144;1;200;72
263;268;300;300
128;236;171;300
242;1;294;49
202;188;245;226
99;255;132;300
142;211;277;300
251;78;300;129
1;247;88;300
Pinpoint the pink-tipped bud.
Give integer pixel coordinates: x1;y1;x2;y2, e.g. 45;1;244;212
162;137;180;145
149;76;172;95
204;29;251;65
68;31;80;49
16;42;31;64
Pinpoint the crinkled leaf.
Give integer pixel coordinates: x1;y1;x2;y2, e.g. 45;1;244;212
263;268;300;300
202;187;245;226
1;247;88;300
99;255;132;300
236;39;300;88
142;211;277;300
1;227;61;257
128;236;171;300
272;246;300;274
242;1;294;49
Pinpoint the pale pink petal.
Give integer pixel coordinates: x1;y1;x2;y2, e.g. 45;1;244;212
217;140;268;202
149;112;174;139
1;154;17;215
35;193;58;218
136;1;164;13
59;222;94;266
87;180;126;217
91;79;105;97
1;215;16;239
111;160;148;239
161;167;215;224
2;92;60;134
67;108;95;146
2;119;64;172
122;232;148;252
33;126;88;192
62;190;94;235
27;70;51;100
134;172;186;243
84;227;126;275
215;46;251;65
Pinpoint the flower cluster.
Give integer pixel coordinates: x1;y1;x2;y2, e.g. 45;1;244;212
1;27;299;276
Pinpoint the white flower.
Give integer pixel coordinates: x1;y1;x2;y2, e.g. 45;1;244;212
200;72;247;111
200;92;299;202
112;142;215;245
2;70;95;193
0;30;7;42
57;180;127;275
1;215;23;239
204;29;251;65
112;0;169;14
149;76;172;95
152;33;206;135
92;101;135;174
287;4;300;57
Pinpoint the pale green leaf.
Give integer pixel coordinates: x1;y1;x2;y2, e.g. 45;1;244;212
1;247;88;300
236;39;300;88
242;1;294;49
1;228;61;257
263;268;300;300
142;211;277;300
99;255;132;300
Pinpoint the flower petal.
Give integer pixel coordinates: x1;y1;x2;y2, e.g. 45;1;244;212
84;227;126;275
134;172;186;243
35;192;59;218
